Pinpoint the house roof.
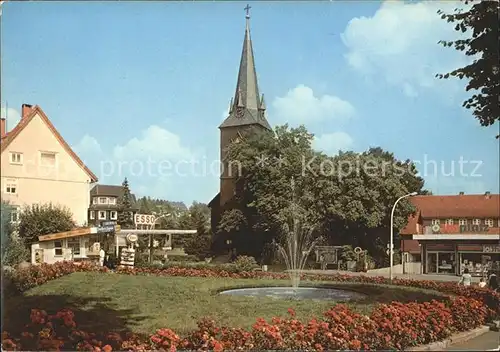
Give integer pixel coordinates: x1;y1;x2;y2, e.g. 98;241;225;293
90;184;138;206
400;194;500;235
0;105;98;182
410;194;500;218
208;192;220;208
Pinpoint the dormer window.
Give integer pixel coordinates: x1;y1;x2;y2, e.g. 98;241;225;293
108;198;116;205
459;219;467;225
485;219;494;227
445;219;454;225
99;197;107;204
431;219;440;225
473;219;481;225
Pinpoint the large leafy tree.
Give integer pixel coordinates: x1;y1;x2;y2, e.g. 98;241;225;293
18;203;75;244
220;124;429;263
117;178;134;229
437;0;499;137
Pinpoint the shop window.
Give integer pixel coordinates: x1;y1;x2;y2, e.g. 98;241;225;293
445;219;454;225
67;238;80;256
473;219;481;225
54;240;63;256
431;219;440;225
485;219;494;227
459;219;467;225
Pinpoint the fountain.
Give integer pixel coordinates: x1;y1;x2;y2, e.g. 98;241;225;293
220;179;366;301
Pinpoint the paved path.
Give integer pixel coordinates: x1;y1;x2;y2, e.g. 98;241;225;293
444;331;499;350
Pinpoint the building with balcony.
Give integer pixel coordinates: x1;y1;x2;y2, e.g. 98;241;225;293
0;104;98;225
400;192;500;276
88;184;139;226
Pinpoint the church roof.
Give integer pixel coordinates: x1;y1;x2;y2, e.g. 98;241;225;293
219;9;271;131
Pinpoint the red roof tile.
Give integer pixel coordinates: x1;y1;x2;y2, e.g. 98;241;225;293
400;194;500;235
410;194;499;219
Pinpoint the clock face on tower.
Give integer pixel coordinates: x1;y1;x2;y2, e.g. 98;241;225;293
235;108;244;119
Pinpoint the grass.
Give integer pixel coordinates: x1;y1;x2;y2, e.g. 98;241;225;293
3;272;446;336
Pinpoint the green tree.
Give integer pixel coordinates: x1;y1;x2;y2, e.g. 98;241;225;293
18;203;75;244
222;124;428;264
138;196;151;214
117;178;134;229
437;0;499;138
1;202;29;266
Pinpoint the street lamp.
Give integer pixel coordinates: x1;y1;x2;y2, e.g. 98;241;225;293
390;191;418;283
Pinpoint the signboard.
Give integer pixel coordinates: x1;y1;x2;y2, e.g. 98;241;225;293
97;225;115;233
102;221;116;227
120;248;136;267
483;245;500;253
315;246;339;264
427;224;493;234
134;214;156;226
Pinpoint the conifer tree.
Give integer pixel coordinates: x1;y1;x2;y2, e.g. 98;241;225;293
117;178;134;228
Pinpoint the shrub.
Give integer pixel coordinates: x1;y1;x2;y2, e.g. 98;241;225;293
233;255;259;272
2;262;499;351
2;237;30;267
18;203;75;244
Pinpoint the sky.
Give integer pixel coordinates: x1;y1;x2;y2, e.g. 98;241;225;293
2;1;499;205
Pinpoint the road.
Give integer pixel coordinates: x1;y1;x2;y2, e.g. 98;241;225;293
444;331;499;351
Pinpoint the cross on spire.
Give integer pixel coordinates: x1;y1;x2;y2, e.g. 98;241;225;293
244;4;251;19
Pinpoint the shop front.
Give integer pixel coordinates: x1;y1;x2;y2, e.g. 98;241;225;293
415;234;500;276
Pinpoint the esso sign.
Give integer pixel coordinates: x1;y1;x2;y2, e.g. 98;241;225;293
134;214;156;225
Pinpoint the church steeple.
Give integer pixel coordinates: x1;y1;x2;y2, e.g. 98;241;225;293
219;5;271;130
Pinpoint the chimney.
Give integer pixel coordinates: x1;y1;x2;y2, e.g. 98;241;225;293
22;104;33;119
485;191;491;199
0;118;6;138
459;192;464;195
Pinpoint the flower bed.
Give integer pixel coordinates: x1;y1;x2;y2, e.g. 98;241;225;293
2;261;499;351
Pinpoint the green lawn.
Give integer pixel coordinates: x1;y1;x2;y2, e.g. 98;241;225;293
3;272;445;336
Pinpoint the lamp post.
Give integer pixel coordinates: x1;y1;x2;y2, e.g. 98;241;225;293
390;192;418;283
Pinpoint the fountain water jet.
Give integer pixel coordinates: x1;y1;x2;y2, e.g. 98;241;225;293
274;178;321;289
219;178;364;301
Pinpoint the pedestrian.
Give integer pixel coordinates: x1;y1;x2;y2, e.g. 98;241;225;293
488;271;498;291
478;277;487;288
458;268;472;286
99;248;105;267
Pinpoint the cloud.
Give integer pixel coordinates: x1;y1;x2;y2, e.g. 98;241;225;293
0;107;21;132
113;125;193;161
272;85;355;123
73;135;103;156
341;1;470;97
313;132;354;155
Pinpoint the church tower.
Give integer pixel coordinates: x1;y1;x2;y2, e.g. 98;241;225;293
209;6;272;232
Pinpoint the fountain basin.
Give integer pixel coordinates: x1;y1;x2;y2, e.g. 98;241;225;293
219;286;366;301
